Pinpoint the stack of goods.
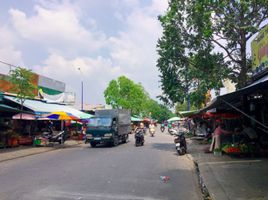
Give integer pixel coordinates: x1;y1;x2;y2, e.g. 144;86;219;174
222;144;241;154
18;136;33;145
34;137;48;146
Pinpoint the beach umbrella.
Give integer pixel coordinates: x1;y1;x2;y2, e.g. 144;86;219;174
45;111;79;120
167;116;181;122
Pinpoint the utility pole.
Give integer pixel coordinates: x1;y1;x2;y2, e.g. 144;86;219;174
78;67;84;111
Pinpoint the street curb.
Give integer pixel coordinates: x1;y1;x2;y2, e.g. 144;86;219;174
0;142;82;163
186;154;212;200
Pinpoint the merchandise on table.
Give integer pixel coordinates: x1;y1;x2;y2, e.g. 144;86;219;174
222;144;241;154
34;137;48;146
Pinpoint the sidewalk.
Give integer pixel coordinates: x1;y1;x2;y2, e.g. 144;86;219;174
188;139;268;200
0;140;83;163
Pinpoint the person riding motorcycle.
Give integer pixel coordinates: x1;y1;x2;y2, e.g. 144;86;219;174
149;122;155;136
160;123;165;132
134;123;145;146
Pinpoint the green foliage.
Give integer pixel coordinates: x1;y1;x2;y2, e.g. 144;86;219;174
157;0;230;108
9;67;36;110
144;99;174;122
175;101;197;115
186;0;268;88
104;76;149;115
104;76;173;121
157;0;268;108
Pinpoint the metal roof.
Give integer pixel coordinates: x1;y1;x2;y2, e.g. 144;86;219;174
4;96;92;119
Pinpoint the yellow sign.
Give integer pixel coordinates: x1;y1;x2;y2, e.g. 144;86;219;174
251;25;268;75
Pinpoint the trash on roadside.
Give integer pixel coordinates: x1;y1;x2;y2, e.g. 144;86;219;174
160;175;170;182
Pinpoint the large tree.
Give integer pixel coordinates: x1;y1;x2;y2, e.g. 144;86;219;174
144;99;174;122
157;0;229;108
104;76;149;115
186;0;268;88
157;0;268;108
104;76;173;121
9;67;36;116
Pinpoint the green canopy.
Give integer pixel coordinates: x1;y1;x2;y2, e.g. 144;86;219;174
167;116;181;122
77;112;94;119
131;116;142;122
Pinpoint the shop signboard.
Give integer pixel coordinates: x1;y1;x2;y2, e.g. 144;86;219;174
251;25;268;77
38;75;65;95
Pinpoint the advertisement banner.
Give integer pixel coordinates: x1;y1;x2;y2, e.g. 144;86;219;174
251;25;268;76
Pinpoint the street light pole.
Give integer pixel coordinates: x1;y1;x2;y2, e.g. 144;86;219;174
78;67;84;111
81;80;84;111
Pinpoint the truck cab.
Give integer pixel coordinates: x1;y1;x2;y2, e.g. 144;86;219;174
86;109;130;147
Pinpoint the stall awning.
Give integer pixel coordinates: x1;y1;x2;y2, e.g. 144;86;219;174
0;104;21;113
179;110;199;117
4;96;92;119
13;113;36;120
131;116;142;122
201;76;268;112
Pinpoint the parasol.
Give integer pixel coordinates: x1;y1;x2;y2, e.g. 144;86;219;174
45;111;79;120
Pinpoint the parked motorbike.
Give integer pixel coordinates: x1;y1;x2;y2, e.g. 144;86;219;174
174;131;187;155
43;131;66;144
135;129;144;146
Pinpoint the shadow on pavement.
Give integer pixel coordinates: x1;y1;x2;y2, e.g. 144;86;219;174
152;143;176;153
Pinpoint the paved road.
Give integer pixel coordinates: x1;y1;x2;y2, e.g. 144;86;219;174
0;129;202;200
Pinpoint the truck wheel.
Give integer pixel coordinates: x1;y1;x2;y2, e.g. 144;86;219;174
113;136;119;146
90;142;96;148
122;134;129;143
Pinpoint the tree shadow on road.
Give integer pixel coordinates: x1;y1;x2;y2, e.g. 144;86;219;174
152;143;177;154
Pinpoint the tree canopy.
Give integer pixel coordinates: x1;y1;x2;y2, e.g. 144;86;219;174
104;76;148;115
104;76;173;121
9;67;36;112
157;0;268;108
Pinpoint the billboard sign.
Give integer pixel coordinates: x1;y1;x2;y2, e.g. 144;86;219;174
251;25;268;77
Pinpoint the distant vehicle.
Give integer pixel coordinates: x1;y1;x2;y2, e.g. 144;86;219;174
85;109;131;147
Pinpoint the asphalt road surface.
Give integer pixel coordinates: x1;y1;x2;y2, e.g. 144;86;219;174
0;129;202;200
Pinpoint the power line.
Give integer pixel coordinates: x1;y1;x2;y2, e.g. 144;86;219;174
0;59;19;69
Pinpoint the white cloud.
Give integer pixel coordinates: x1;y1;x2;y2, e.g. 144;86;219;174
34;53;121;104
108;0;168;99
0;26;24;73
0;0;169;105
9;3;106;54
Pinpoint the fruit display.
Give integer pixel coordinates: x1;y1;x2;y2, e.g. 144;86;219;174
222;143;257;154
222;144;241;154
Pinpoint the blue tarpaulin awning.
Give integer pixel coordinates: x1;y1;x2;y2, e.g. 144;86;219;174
4;95;92;119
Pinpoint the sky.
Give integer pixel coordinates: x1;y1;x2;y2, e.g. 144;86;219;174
0;0;168;106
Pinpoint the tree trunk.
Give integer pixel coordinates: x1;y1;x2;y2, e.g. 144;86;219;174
238;32;248;89
20;101;23;120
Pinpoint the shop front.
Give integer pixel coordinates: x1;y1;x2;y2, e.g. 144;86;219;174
1;94;92;147
195;77;268;156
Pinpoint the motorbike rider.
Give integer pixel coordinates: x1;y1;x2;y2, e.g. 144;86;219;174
135;123;145;140
161;123;165;131
149;122;155;135
149;122;155;130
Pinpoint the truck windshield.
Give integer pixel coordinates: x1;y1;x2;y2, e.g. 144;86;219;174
88;118;112;127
